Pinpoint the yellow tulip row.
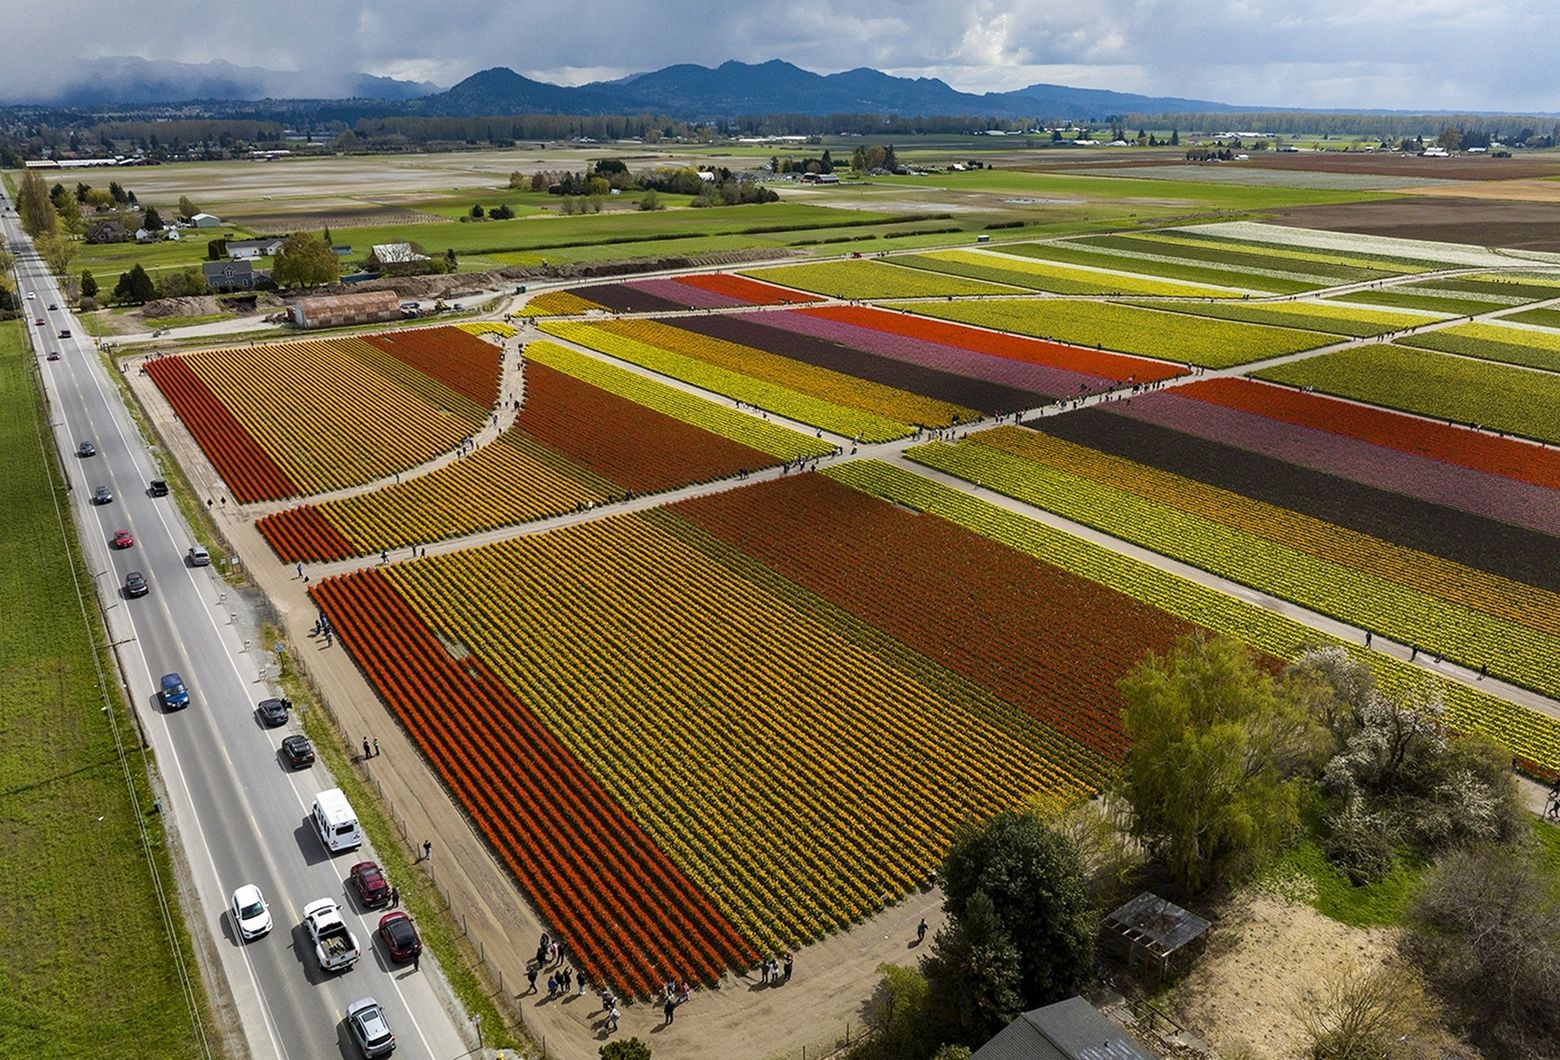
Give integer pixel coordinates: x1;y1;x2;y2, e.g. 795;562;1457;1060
387;511;1091;949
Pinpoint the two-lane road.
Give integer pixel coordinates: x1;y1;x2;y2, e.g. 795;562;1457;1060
4;201;474;1059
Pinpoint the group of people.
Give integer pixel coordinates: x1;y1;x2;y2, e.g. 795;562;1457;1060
756;952;795;986
310;611;335;647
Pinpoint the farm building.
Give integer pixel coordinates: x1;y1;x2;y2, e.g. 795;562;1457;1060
1101;891;1211;978
188;212;223;228
371;242;429;264
972;996;1158;1060
290;290;401;330
228;237;286;260
203;260;258;292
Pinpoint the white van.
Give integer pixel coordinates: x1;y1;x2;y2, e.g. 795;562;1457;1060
311;788;362;854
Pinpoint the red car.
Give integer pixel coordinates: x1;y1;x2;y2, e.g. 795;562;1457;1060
34;318;45;326
349;861;391;909
111;529;134;549
377;911;421;963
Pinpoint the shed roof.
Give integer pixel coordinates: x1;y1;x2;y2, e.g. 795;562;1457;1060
972;997;1158;1060
294;290;400;313
1105;892;1211;957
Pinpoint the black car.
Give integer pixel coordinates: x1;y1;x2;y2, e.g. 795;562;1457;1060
147;479;169;497
125;571;148;598
92;485;113;504
256;698;290;727
78;440;96;457
281;734;315;768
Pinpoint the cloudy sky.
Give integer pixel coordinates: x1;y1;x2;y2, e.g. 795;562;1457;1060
2;0;1555;112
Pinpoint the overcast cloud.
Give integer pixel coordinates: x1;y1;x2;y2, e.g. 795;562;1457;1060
1;0;1554;112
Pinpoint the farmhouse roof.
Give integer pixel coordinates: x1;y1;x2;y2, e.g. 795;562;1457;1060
372;242;430;263
294;290;401;314
228;237;285;252
971;997;1158;1060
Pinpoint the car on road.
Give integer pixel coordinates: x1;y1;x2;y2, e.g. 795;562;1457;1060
158;672;190;711
230;883;272;941
125;571;148;598
34;318;44;326
376;912;421;963
281;734;315;768
255;698;289;727
58;329;71;338
345;997;395;1058
91;485;113;504
77;440;95;457
187;544;210;566
111;529;134;549
46;351;60;361
147;478;168;497
348;861;391;909
303;897;360;973
26;291;34;300
47;302;57;310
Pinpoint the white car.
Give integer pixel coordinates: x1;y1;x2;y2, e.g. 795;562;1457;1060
26;291;35;300
231;883;272;941
346;997;396;1057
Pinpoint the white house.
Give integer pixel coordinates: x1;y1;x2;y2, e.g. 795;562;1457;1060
227;237;286;260
188;212;222;228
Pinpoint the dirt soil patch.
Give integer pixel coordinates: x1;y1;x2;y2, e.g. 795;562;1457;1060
1265;196;1560;252
142;296;227;319
1245;153;1560;182
1165;891;1399;1058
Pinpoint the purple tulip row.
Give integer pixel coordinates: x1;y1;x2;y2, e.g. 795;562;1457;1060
626;278;751;310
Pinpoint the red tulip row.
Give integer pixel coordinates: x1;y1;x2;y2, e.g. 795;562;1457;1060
146;356;300;503
312;570;757;995
256;505;357;562
361;327;504;409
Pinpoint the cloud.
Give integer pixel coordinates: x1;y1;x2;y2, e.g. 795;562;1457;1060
0;0;1556;111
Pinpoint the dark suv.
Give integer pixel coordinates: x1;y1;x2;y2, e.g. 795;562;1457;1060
159;673;190;711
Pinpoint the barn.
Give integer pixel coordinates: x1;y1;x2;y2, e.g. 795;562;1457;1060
290;290;402;330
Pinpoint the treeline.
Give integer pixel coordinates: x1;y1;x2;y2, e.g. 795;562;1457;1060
351;113;697;143
91;119;285;143
1139;109;1560;141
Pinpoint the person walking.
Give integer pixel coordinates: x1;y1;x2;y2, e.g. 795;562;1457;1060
577;973;587;998
783;952;794;982
373;738;381;758
362;737;371;760
413;949;420;972
526;966;539;995
916;917;928;944
389;885;399;908
422;839;432;862
1364;630;1372;648
663;996;676;1025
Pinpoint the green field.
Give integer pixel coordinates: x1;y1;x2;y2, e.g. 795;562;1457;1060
1398;322;1560;373
913;297;1333;368
1501;306;1560;329
1257;344;1560;443
1001;238;1323;294
0;320;208;1057
1119;297;1442;337
874;168;1394;209
1327;289;1496;317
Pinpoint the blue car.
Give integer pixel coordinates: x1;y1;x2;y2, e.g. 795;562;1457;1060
159;672;190;711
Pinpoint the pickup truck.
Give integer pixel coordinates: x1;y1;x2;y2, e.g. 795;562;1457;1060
303;898;360;973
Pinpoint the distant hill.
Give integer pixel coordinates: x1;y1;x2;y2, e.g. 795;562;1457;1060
422;59;1243;119
11;56;440;105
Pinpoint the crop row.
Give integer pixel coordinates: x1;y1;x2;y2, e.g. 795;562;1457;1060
672;473;1189;760
386;512;1092;950
1328;289;1500;317
335;335;489;427
1176;376;1560;499
166;338;474;496
825;460;1560;772
1100;231;1416;280
525;341;832;461
145;358;300;503
541;319;912;441
1007;239;1321;294
898;249;1236;298
909;433;1560;699
915;298;1331;369
673;272;825;306
745;259;1022;299
359;326;504;409
802;304;1184;385
1069;398;1560;568
520;290;606;317
312;570;757;995
1398;322;1560;374
1146;229;1441;274
1179;222;1512;270
457;321;517;338
672;312;1026;416
1257;344;1560;445
259;360;777;560
1118;297;1441;337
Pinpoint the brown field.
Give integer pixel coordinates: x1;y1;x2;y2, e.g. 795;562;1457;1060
1265;196;1560;251
1244;151;1560;181
1398;178;1560;203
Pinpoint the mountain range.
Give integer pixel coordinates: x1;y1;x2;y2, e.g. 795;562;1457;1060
420;60;1242;119
4;56;1242;119
11;56;440;105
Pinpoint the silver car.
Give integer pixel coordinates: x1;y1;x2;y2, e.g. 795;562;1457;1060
345;997;395;1057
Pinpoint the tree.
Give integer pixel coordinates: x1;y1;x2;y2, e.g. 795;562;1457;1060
206;237;229;261
1438;126;1463;152
1298;961;1431;1060
470;204;485;218
55;194;84;236
108;180;127;203
508;170;525;189
490;204;514;219
922;890;1024;1046
444;247;457;270
177;195;199;219
638;190;662;211
79;270;98;299
142;206;164;231
34;232;76;277
322;225;332;244
1170;128;1180;146
270;232;340;288
17;168;60;237
113;264;156;304
938;811;1095;1009
599;1038;651;1060
1116;634;1318;891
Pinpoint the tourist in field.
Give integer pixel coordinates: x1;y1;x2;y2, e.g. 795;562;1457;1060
526;966;538;994
783;952;794;981
663;996;677;1024
916;917;928;943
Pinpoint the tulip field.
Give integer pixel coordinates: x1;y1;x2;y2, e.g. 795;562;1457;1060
744;259;1023;299
258;341;824;560
907;426;1560;698
895;248;1242;297
520;273;821;316
147;327;501;500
